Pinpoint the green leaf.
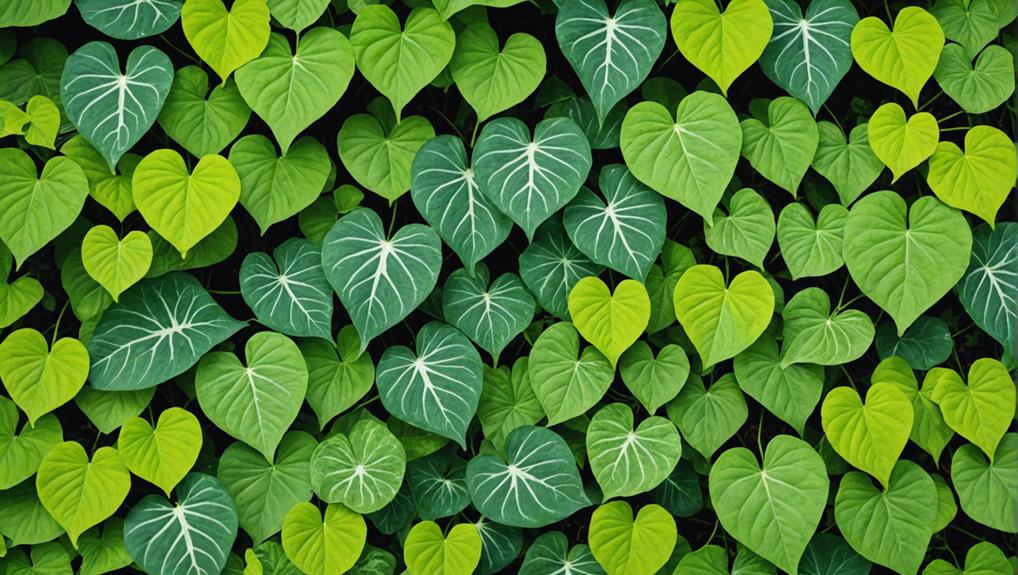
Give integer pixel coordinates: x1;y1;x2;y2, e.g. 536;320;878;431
868;103;939;182
321;208;442;352
931;0;999;58
0;150;89;269
666;373;748;459
0;479;64;546
281;503;366;575
0;328;89;425
873;357;954;463
618;342;689;414
653;460;704;518
376;321;483;447
519;218;605;320
74;387;155;436
218;431;315;544
528;321;614;425
196;331;308;462
77;519;134;575
81;226;152;302
933;44;1014;114
0;38;67;108
875;316;953;371
430;0;525;20
922;542;1011;575
410;135;511;274
87;273;246;391
157;65;251;158
519;531;604;575
850;7;944;107
834;461;937;575
568;276;650;367
350;6;455;121
145;214;237;274
474;517;522;575
407;448;471;521
23;94;60;149
117;407;201;496
74;0;183;40
0;395;62;490
800;534;872;575
132;149;240;258
710;435;828;574
60;135;138;222
230;135;331;234
956;223;1017;353
181;0;270;82
673;264;775;368
124;473;239;575
404;521;482;575
338;111;435;202
733;333;824;435
0;0;70;26
474;116;592;240
239;237;333;339
300;326;375;430
563;164;667;280
950;432;1017;533
555;0;666;123
236;28;355;154
545;96;626;150
350;545;396;575
466;426;589;528
620;92;741;224
588;501;676;575
926;125;1016;226
740;97;819;194
646;240;695;333
776;202;847;279
267;0;329;31
670;0;773;95
821;383;912;488
813;122;883;206
37;442;130;546
477;359;544;447
843;192;972;335
60;42;173;171
0;272;43;329
587;403;681;499
781;287;874;367
3;542;72;575
760;0;858;114
442;265;534;362
310;418;406;513
929;358;1015;461
704;188;775;268
450;23;545;123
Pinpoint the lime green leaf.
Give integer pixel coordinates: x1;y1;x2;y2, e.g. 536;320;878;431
0;395;62;490
740;97;818;195
23;95;59;149
733;333;824;435
282;502;366;575
666;373;748;459
117;407;200;497
338;111;434;202
704;188;775;268
310;418;406;514
776;203;847;279
519;219;605;320
926;125;1016;226
132;149;240;258
197;332;308;462
75;0;182;40
376;321;482;447
404;521;482;575
442;265;535;362
587;403;680;499
74;387;154;436
528;321;614;425
956;223;1017;353
781;287;874;367
929;358;1015;461
951;433;1017;533
451;23;545;123
673;264;774;368
300;326;374;431
37;442;130;546
60;135;138;222
619;342;689;414
0;0;70;26
0;150;88;269
350;6;455;121
240;238;332;340
0;328;89;425
931;474;957;533
81;226;152;302
873;357;954;463
620;92;741;224
181;0;270;82
850;7;944;107
834;461;937;575
77;518;133;575
431;0;524;20
588;501;676;575
923;542;1011;575
931;0;998;58
812;122;884;205
519;531;603;575
124;473;239;575
843;192;972;335
710;435;828;574
868;103;939;182
157;65;251;157
933;44;1014;114
568;276;650;366
670;0;773;95
821;383;913;488
60;42;173;171
267;0;329;31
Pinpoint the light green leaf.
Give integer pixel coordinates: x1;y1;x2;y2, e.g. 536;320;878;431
267;0;329;31
350;6;455;121
0;271;43;329
931;0;998;58
740;97;818;195
620;91;741;224
473;116;592;240
60;135;138;222
568;276;650;367
821;383;913;488
923;542;1011;575
442;265;534;362
811;122;883;205
81;226;152;302
873;356;954;463
776;202;847;279
843;192;972;335
926;125;1016;226
781;287;874;367
60;42;173;171
588;501;676;575
850;7;944;107
528;321;614;425
196;331;308;462
0;0;70;26
710;435;828;574
157;65;251;158
321;208;442;352
77;519;134;575
956;223;1016;353
300;326;374;431
240;237;333;339
733;333;824;435
931;474;957;533
338;111;434;202
310;418;406;514
0;479;64;546
2;542;72;575
619;342;689;414
670;0;773;95
450;23;545;122
23;95;60;149
868;103;939;182
519;531;604;575
950;432;1017;533
0;395;62;490
519;218;605;320
74;387;154;436
88;273;245;390
933;44;1014;114
181;0;270;82
74;0;183;40
376;321;483;447
236;28;355;155
587;403;680;499
0;328;88;425
929;358;1015;461
673;264;775;368
704;188;775;268
477;358;544;448
281;503;366;575
37;442;130;547
117;407;201;496
666;373;748;459
404;521;482;575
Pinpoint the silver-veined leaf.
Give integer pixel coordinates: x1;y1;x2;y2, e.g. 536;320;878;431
240;238;333;340
519;218;605;319
442;264;535;363
310;418;406;514
956;222;1016;355
74;0;183;40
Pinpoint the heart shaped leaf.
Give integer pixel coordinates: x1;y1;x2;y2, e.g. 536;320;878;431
519;219;605;320
934;43;1014;114
928;358;1015;461
568;276;650;366
300;326;374;431
589;501;676;575
740;96;818;195
956;223;1016;352
404;521;482;575
117;407;200;497
781;287;875;367
181;0;269;82
733;333;824;435
281;502;366;575
310;418;406;514
618;342;689;414
704;187;775;268
812;122;884;206
777;202;847;279
0;396;62;490
529;321;614;425
666;373;748;459
851;7;944;107
519;531;603;575
157;65;251;158
338;109;434;202
75;0;182;40
442;265;535;363
587;403;680;499
926;125;1016;226
0;328;89;426
451;23;545;123
82;226;152;302
950;433;1017;533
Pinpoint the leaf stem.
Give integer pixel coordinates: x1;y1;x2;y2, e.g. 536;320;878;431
159;34;201;66
469;119;481;149
937;110;966;125
918;90;944;111
387;199;399;238
756;409;765;458
822;104;844;133
939;126;971;133
51;301;69;346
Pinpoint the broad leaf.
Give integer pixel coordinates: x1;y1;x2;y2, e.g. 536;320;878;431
931;0;998;58
781;287;874;367
0;328;89;425
872;357;954;464
569;276;650;366
934;43;1014;114
0;395;62;490
646;240;695;333
117;407;201;496
300;326;375;430
618;342;689;414
476;358;544;448
587;403;680;499
528;321;614;425
812;122;884;206
777;202;847;279
0;0;71;26
519;218;605;320
181;0;270;82
733;333;824;435
950;433;1017;533
740;96;818;195
407;448;471;521
339;110;435;202
442;265;535;362
875;316;953;371
704;188;775;268
74;0;183;40
850;7;944;107
868;103;939;182
956;223;1016;353
157;65;251;158
926;125;1016;226
404;521;482;575
81;226;152;302
800;534;871;575
929;358;1014;461
666;373;748;459
519;531;604;575
588;501;676;575
281;502;366;575
310;418;406;514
